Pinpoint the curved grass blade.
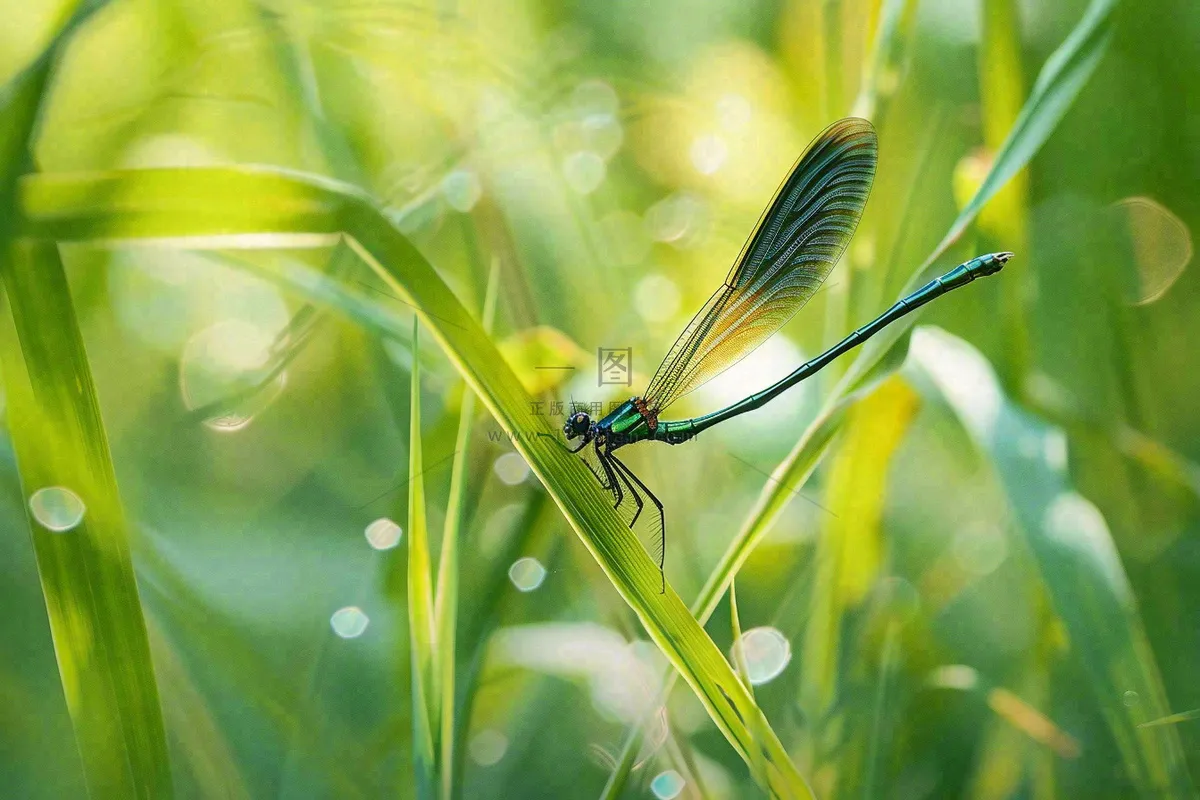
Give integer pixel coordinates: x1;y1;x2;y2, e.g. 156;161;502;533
0;240;174;799
0;3;173;798
17;166;813;799
911;327;1193;797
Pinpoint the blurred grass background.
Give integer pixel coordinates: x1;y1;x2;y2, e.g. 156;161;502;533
2;0;1199;798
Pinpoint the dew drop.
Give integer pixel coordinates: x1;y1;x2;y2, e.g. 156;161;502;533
364;517;403;550
29;487;86;532
1123;690;1140;708
468;729;508;766
731;626;791;685
508;557;547;592
330;606;369;639
493;452;530;486
563;151;606;194
650;769;686;800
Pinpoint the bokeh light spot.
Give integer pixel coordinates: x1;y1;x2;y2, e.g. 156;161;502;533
1112;196;1192;304
651;769;686;800
493;452;531;485
508;557;547;592
441;169;483;212
330;606;369;639
731;626;791;685
716;93;752;131
690;133;727;174
634;273;681;323
644;193;703;244
365;517;403;550
563;151;606;194
468;729;508;766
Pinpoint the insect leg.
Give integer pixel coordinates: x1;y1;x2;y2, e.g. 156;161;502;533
609;452;666;593
596;439;624;509
606;446;644;528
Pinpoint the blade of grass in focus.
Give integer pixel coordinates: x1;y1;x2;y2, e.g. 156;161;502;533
407;320;438;799
602;0;1122;787
0;241;174;799
911;327;1194;797
435;261;499;800
17;167;813;799
0;2;174;798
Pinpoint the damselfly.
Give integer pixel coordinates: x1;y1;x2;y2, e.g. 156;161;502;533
545;117;1010;588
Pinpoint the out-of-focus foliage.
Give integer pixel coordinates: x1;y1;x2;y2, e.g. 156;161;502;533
1;0;1198;798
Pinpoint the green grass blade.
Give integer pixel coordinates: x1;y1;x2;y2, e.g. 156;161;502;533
912;328;1194;798
407;319;438;799
0;239;173;798
935;0;1116;265
0;4;172;798
434;260;499;800
17;166;814;799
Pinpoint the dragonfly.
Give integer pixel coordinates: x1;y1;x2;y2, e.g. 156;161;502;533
545;117;1010;589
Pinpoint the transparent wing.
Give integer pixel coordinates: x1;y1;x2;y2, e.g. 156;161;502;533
642;118;877;412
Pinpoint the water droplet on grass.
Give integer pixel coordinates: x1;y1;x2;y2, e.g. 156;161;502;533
1123;690;1140;707
29;487;86;532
